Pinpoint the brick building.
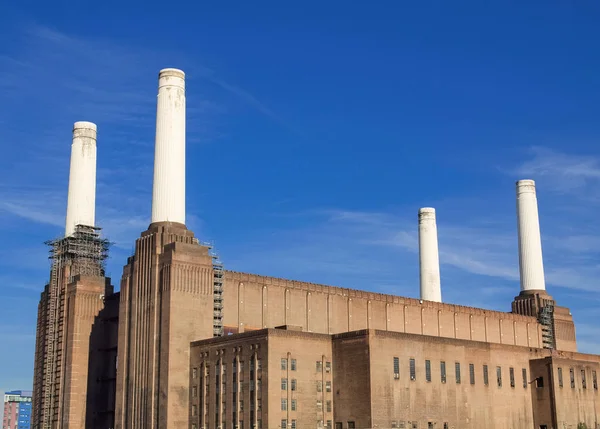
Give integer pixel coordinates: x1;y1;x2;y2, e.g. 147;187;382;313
3;390;32;429
31;67;600;429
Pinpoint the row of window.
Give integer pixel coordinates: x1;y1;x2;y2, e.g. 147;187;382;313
557;367;598;390
192;421;261;429
280;399;332;412
281;359;333;373
280;378;332;392
393;357;599;391
394;357;528;388
192;359;263;379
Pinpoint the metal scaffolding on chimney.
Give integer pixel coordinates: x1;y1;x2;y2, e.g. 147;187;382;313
40;224;109;429
538;300;556;350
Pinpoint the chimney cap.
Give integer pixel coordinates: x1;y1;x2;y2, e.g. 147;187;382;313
159;68;185;79
73;121;97;132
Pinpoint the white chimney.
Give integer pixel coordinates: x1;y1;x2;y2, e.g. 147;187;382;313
418;207;442;302
151;68;186;225
516;179;546;291
65;121;97;237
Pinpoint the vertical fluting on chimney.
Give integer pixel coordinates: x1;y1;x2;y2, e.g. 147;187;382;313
516;179;546;291
65;121;97;237
418;207;442;302
151;68;186;225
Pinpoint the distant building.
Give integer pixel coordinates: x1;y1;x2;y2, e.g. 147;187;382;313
2;391;32;429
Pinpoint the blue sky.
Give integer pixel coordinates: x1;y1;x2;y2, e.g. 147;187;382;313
1;1;600;396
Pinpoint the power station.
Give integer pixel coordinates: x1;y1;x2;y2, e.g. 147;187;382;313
32;68;600;429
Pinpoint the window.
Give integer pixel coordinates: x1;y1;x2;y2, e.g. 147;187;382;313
250;360;255;371
393;357;400;377
282;378;288;391
335;423;342;429
582;369;587;389
444;424;449;429
410;358;416;380
558;367;563;387
257;359;262;370
239;422;244;429
593;370;598;390
327;400;332;412
483;365;489;386
192;386;198;397
317;399;323;409
240;400;244;411
327;421;332;429
510;367;515;388
326;362;331;372
291;379;297;391
258;398;262;410
192;405;197;416
348;422;356;429
536;377;544;388
192;368;198;379
281;399;287;411
258;419;262;429
317;381;323;392
570;367;575;388
440;361;447;383
425;360;431;382
291;359;297;371
326;381;331;392
455;362;461;384
281;419;287;429
291;399;297;411
250;380;254;391
497;366;502;387
469;363;475;385
428;423;434;429
291;420;297;429
316;361;323;372
281;359;287;371
523;368;528;388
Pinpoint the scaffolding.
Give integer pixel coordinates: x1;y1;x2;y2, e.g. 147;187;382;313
40;225;110;429
538;300;556;350
203;242;224;337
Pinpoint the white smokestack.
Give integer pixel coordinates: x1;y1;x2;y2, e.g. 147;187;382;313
516;179;546;291
418;207;442;302
65;121;97;237
151;68;186;225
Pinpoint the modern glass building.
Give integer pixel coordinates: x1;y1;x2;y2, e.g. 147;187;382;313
2;390;32;429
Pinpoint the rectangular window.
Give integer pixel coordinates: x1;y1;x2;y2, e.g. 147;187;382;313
558;367;563;387
239;401;244;412
291;399;297;411
291;359;297;371
570;367;575;388
497;366;502;387
281;359;287;371
192;405;197;416
409;358;416;381
327;421;332;429
317;381;323;392
393;357;400;376
281;419;287;429
257;359;262;370
192;368;198;379
192;386;198;397
282;378;288;390
258;398;262;410
440;361;447;383
348;422;356;429
291;420;297;429
483;365;489;386
425;360;431;382
250;380;254;391
469;363;475;385
317;399;322;409
258;420;262;429
326;362;331;372
536;377;544;388
582;369;587;389
509;367;515;388
281;399;287;411
250;360;254;371
455;362;461;384
316;361;323;372
291;379;297;391
523;368;528;388
326;381;331;392
327;400;332;412
593;370;597;390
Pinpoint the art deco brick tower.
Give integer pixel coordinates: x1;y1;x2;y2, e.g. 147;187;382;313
32;122;113;429
114;69;215;429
